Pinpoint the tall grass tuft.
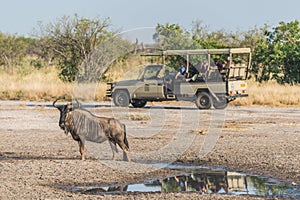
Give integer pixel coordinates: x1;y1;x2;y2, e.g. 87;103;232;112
0;66;110;101
232;80;300;107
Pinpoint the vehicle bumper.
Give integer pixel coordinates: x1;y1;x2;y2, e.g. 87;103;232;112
106;83;113;97
227;94;248;101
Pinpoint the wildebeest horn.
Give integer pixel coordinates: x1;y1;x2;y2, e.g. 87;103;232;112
53;95;66;108
53;98;60;108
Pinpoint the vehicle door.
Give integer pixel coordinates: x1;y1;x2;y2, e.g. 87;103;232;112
134;65;164;99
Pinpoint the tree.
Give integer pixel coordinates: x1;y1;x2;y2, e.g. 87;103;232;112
252;20;300;84
191;20;230;49
153;23;197;50
35;14;112;82
153;23;199;69
0;33;27;74
192;20;265;50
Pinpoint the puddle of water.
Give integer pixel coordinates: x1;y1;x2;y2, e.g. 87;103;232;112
59;164;300;199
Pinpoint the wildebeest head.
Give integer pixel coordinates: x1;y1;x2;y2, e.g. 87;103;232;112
53;97;81;131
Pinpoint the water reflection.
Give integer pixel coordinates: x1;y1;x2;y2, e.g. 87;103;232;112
159;170;289;196
160;170;228;193
64;165;299;199
82;185;129;194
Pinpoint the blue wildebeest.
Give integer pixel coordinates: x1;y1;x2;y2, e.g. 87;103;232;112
53;97;130;161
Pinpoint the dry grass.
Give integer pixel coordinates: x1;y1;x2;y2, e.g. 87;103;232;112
0;69;67;100
104;55;147;81
0;63;300;107
127;113;151;121
232;80;300;107
0;68;106;101
0;56;145;101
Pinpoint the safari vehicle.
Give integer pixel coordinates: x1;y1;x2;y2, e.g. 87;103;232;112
106;48;251;109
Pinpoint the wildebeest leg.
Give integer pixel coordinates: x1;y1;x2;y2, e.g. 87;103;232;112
119;124;131;162
109;140;118;160
116;140;131;162
78;141;85;160
122;150;131;162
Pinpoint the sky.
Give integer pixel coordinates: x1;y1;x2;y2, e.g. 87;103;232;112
1;0;300;38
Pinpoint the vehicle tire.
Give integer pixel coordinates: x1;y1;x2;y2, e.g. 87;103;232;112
213;96;228;109
131;100;147;108
113;90;130;107
195;91;212;109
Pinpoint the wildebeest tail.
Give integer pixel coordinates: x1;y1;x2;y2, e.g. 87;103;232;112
123;124;129;150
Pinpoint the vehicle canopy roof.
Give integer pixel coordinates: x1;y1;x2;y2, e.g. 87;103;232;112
142;48;252;70
142;48;251;56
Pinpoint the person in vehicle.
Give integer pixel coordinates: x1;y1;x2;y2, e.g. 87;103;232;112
185;65;199;82
225;56;234;68
214;58;223;72
199;60;209;74
175;60;188;79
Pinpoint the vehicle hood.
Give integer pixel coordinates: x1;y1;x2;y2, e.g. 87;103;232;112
114;79;140;86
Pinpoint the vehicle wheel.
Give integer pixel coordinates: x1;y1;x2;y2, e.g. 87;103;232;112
195;92;212;109
131;100;147;108
213;96;228;109
113;90;130;107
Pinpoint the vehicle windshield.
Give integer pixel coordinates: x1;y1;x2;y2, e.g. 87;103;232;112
138;65;163;80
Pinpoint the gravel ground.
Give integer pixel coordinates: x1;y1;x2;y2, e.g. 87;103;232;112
0;101;299;199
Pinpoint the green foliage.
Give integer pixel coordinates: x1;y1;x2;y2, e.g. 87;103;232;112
35;14;112;82
153;23;197;50
192;20;264;50
0;33;28;74
153;23;200;69
30;59;44;69
192;20;232;49
252;20;300;84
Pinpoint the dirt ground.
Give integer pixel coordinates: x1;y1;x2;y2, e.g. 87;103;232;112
0;101;299;200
